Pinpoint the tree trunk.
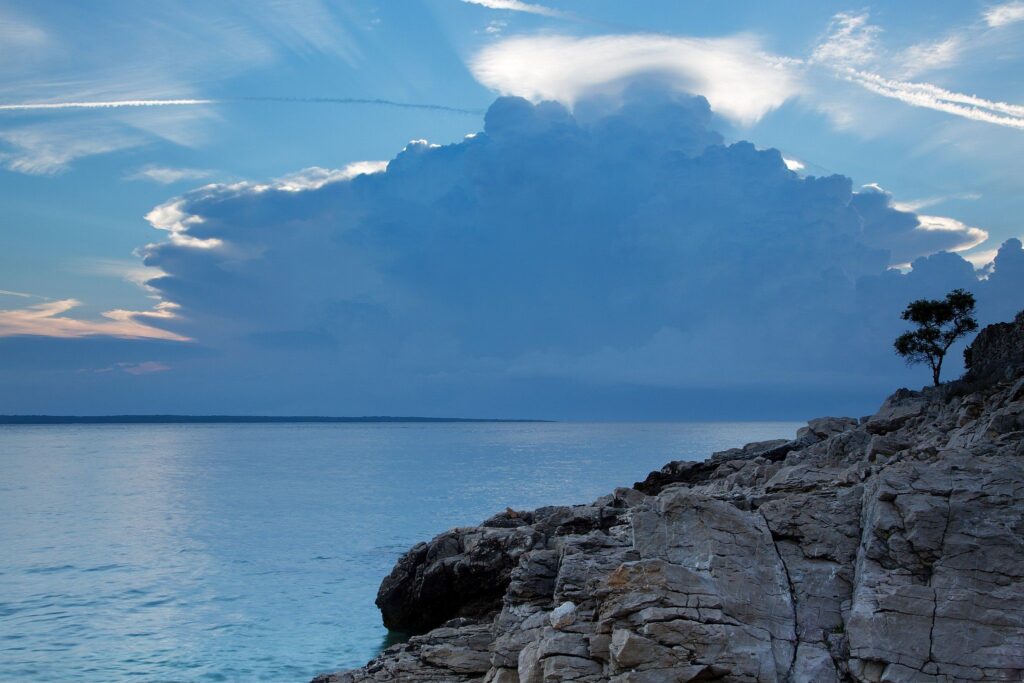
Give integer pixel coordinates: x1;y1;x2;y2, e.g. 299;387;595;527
933;359;942;386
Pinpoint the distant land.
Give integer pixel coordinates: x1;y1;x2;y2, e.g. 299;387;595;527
0;415;548;425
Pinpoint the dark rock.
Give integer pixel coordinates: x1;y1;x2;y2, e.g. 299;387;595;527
964;309;1024;383
376;526;541;633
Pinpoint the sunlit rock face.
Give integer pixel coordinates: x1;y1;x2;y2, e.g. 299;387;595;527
315;313;1024;683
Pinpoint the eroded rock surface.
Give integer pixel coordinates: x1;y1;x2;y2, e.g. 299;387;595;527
315;313;1024;683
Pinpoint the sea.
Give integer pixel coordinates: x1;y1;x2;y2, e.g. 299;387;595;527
0;421;800;682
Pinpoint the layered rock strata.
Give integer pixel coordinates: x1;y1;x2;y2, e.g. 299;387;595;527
315;312;1024;683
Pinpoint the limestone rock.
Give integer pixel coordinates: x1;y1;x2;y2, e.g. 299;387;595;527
315;313;1024;683
549;602;577;630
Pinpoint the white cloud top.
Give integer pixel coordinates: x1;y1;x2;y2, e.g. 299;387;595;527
471;34;802;125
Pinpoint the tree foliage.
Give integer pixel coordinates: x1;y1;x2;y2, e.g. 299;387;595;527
894;289;978;386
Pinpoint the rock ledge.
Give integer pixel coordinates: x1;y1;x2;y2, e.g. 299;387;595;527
315;314;1024;683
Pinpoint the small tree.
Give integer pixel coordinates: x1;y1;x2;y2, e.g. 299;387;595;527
894;289;978;386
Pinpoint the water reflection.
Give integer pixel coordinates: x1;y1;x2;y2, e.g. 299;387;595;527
0;421;799;681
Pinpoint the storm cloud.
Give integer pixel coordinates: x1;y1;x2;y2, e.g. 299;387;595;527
4;93;1022;417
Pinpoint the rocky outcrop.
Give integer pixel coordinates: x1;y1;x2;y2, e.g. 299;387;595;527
314;315;1024;683
963;310;1024;384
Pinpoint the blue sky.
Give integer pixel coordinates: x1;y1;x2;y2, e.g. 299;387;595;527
1;0;1022;417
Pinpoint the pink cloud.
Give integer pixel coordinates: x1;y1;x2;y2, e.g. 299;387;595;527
0;299;188;341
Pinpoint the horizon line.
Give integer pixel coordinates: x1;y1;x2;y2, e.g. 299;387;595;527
0;414;550;425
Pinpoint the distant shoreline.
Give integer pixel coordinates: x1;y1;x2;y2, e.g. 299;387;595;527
0;415;549;425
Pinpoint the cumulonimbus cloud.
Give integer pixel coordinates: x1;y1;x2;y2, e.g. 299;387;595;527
119;96;1019;409
5;94;1022;417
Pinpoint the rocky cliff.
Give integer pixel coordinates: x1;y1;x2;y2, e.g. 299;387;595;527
314;312;1024;683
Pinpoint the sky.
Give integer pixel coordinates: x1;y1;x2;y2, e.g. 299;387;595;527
0;0;1022;419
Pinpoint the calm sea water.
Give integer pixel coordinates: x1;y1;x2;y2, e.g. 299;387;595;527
0;421;799;682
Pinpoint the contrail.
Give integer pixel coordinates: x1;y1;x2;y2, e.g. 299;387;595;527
842;69;1024;131
236;96;484;115
0;96;483;115
0;99;216;111
0;288;51;300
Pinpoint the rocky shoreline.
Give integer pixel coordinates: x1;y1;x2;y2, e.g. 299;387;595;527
314;312;1024;683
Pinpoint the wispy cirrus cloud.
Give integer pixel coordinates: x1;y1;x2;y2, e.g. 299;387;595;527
71;258;168;291
892;192;982;213
0;96;480;115
461;0;565;18
0;121;146;174
0;0;364;173
898;36;962;77
810;12;881;68
0;289;41;299
0;299;187;341
88;360;171;375
0;8;47;50
127;166;215;184
984;1;1024;28
810;11;1024;131
0;96;473;174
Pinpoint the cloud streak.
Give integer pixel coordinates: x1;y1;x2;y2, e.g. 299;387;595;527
461;0;565;18
985;1;1024;27
0;121;147;174
0;96;482;115
841;68;1024;130
236;96;483;115
0;96;477;174
809;10;1024;131
127;166;215;184
892;192;982;213
88;360;171;376
0;98;216;112
0;299;187;341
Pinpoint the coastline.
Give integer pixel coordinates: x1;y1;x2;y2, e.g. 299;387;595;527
316;312;1024;683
